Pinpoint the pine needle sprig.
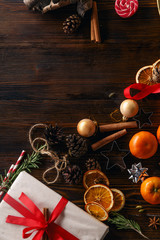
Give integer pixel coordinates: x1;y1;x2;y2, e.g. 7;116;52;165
108;212;149;239
0;146;44;193
10;151;41;182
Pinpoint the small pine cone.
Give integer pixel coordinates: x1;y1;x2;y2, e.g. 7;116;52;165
62;165;82;184
24;0;50;11
63;14;81;34
85;158;101;171
44;124;64;146
66;134;88;158
152;65;160;83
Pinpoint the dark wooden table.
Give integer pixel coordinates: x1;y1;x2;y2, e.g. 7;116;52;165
0;0;160;239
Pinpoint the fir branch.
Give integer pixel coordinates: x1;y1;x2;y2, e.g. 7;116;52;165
108;212;149;239
0;146;44;193
0;174;3;183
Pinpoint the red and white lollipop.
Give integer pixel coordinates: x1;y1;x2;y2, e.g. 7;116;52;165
115;0;138;18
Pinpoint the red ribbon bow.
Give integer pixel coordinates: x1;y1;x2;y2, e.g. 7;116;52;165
124;83;160;100
4;193;79;240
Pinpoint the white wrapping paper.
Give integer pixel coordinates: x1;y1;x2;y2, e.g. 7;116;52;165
0;171;109;240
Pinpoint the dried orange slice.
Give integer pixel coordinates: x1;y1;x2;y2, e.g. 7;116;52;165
136;59;160;85
136;65;153;85
110;188;125;212
85;202;109;221
84;184;114;212
83;169;109;189
153;59;160;69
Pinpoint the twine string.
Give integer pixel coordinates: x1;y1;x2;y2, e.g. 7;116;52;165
29;123;67;184
43;165;60;184
56;156;68;171
29;123;49;153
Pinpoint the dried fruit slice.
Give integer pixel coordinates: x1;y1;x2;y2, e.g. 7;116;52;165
136;65;153;85
84;184;114;212
85;202;109;221
83;169;109;189
136;59;160;85
153;59;160;69
110;188;125;212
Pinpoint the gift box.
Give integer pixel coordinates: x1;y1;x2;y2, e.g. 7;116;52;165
0;171;109;240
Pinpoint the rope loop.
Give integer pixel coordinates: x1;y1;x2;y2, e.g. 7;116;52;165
29;123;67;184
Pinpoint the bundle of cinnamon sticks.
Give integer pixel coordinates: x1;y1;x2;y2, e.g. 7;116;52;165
91;121;138;151
91;1;101;43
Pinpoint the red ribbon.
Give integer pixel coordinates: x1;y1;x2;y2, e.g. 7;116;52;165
124;83;160;100
4;193;79;240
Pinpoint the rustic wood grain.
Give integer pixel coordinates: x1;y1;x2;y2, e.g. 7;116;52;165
0;0;160;239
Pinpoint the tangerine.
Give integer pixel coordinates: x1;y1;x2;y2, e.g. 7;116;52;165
140;177;160;204
157;125;160;144
129;131;158;159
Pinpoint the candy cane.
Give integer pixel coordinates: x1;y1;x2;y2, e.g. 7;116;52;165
0;151;26;198
3;164;15;182
0;164;14;197
12;150;26;173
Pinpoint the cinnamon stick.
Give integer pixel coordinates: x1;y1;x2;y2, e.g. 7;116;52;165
42;208;49;240
91;1;101;43
99;121;137;133
91;129;127;151
91;9;95;42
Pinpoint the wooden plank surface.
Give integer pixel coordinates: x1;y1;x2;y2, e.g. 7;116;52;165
0;0;160;239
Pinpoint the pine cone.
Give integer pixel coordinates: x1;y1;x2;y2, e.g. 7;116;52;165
66;134;88;158
152;65;160;83
44;124;64;146
63;14;81;34
85;158;101;171
62;165;82;184
24;0;51;11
